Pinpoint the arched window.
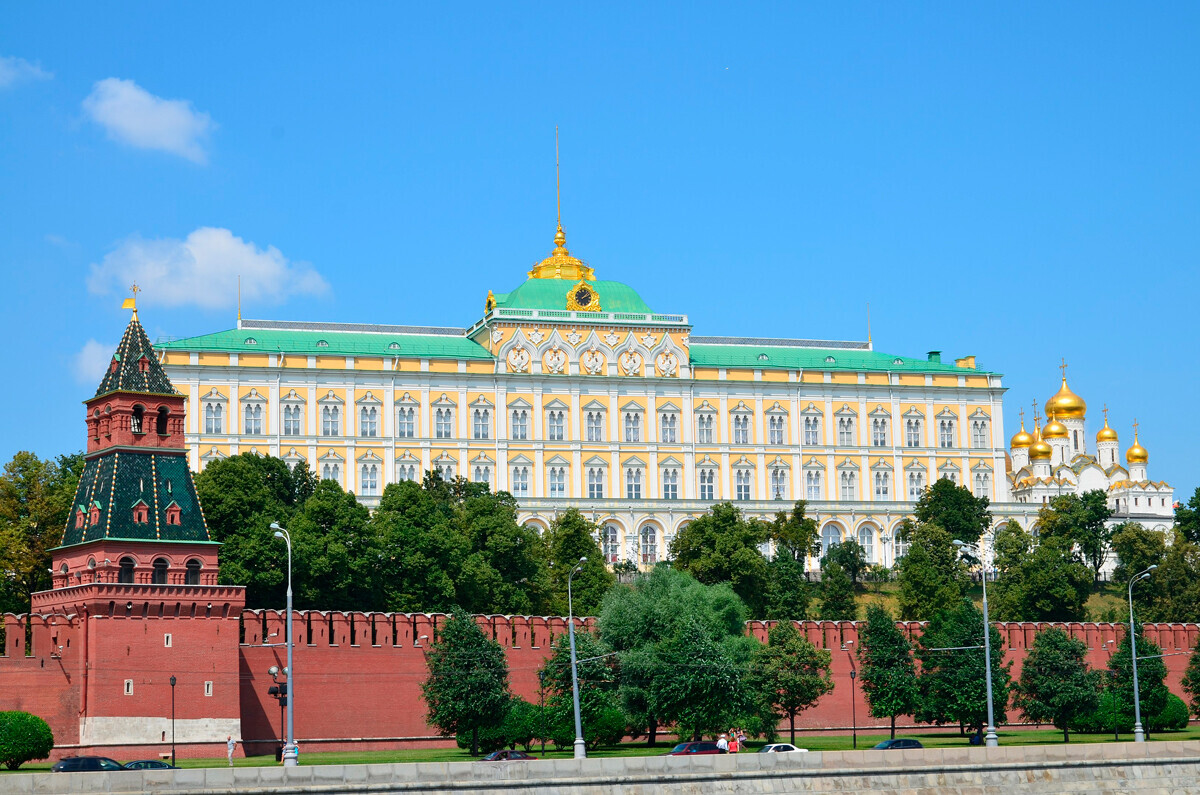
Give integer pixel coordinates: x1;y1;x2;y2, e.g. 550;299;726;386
511;409;528;440
624;413;641;442
361;464;379;496
283;405;301;435
662;468;679;500
938;419;955;448
435;407;453;438
602;524;620;563
472;409;490;439
361;406;378;437
907;471;926;500
322;406;340;436
661;413;678;443
586;412;605;441
874;471;890;499
322;463;341;482
511;466;529;496
821;525;843;556
839;471;857;500
204;403;223;434
858;526;875;562
696;414;714;444
473;465;491;487
547;410;565;441
131;405;145;434
156;407;169;435
640;525;658;564
872;418;888;447
770;468;787;500
625;468;642;499
118;557;136;584
971;420;989;449
973;472;991;498
152;558;169;585
906;419;922;447
244;402;263;434
732;414;750;444
185;559;201;586
397;407;415;438
837;417;855;446
587;467;605;499
735;470;752;500
548;466;566;497
698;469;716;500
804;416;821;445
767;416;784;445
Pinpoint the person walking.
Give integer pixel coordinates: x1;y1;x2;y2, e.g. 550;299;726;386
716;733;729;753
728;728;739;753
226;736;237;766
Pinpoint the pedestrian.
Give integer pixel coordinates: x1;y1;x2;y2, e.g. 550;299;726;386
738;728;748;750
716;733;729;753
728;728;739;753
227;735;237;766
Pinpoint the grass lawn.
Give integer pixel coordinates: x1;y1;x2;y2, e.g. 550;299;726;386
8;725;1199;772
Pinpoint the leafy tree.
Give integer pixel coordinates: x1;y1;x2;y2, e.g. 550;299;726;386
545;509;614;617
747;621;833;743
0;452;84;613
1137;533;1200;624
818;561;856;621
1014;628;1101;742
1174;487;1200;545
915;599;1012;733
670;502;771;617
896;523;964;620
990;526;1092;622
454;487;549;615
1108;624;1169;738
539;631;624;751
822;539;867;586
498;697;541;752
1110;522;1166;584
599;566;750;744
1180;639;1200;718
647;618;753;741
768;501;821;562
1035;491;1114;581
857;605;919;739
764;553;811;621
1149;694;1190;732
0;711;54;770
290;479;382;610
421;611;511;756
913;478;990;543
372;479;468;612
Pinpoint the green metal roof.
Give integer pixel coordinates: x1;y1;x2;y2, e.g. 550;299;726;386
688;344;995;374
493;278;652;314
96;316;178;397
158;327;494;359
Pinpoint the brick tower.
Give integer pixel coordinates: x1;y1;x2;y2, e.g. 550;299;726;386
33;296;245;755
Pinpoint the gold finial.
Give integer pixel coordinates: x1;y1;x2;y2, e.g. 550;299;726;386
553;126;567;250
1103;404;1109;424
122;283;141;319
1133;418;1139;439
237;275;242;324
527;126;594;281
1059;357;1068;380
866;303;872;345
1019;407;1025;425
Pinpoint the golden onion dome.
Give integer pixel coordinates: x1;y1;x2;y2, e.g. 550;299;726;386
1010;420;1035;449
527;223;595;281
1042;418;1069;439
1096;417;1119;443
1126;429;1148;465
1045;376;1086;420
1029;438;1053;461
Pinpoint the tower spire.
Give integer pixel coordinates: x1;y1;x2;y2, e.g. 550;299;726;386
554;126;566;251
122;283;141;320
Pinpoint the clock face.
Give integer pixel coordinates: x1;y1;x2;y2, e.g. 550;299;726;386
574;288;592;307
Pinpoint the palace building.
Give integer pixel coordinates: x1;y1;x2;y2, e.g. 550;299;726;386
154;213;1027;570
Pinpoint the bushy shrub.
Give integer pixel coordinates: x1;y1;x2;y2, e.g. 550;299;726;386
0;711;54;770
499;698;542;752
1148;694;1190;732
1070;691;1132;735
455;721;508;754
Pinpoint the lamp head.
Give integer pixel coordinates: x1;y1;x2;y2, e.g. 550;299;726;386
273;531;284;539
578;556;588;564
170;675;176;686
268;665;279;676
953;540;965;548
270;522;281;531
1148;565;1159;572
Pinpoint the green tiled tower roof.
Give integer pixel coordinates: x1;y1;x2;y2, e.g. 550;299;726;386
492;278;652;314
95;313;178;397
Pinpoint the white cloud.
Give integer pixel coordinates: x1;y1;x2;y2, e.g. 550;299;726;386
0;55;52;89
82;77;214;163
74;339;115;385
88;227;329;311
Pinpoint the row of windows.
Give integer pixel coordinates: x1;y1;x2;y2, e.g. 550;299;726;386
204;402;993;449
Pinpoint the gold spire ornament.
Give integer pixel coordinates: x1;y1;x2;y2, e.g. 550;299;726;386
1044;359;1087;419
528;127;595;282
1096;404;1119;443
122;283;141;320
1126;419;1149;464
1009;408;1035;449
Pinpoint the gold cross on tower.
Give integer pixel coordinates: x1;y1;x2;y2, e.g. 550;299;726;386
122;283;141;318
1059;357;1068;379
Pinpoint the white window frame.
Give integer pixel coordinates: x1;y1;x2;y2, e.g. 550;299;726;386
624;412;642;443
588;467;606;499
661;467;679;500
625;467;643;499
511;409;529;441
660;412;679;444
695;411;716;444
698;468;716;501
735;469;753;501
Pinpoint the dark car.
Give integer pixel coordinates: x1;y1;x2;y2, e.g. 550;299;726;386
124;760;176;770
478;750;537;761
51;756;125;772
666;741;724;755
873;739;924;750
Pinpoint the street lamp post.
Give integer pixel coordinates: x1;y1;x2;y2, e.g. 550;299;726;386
270;522;297;767
567;556;587;759
953;538;998;747
849;669;857;749
169;676;176;767
1128;565;1158;743
537;670;547;756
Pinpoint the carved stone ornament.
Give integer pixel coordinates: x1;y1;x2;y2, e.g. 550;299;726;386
544;346;567;374
506;346;531;373
528;328;545;344
566;329;582;346
680;335;690;345
604;331;620;347
656;351;679;377
619;349;643;376
640;332;656;347
491;328;504;343
581;348;605;375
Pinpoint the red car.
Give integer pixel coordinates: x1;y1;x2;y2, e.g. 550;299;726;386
478;750;537;761
666;741;724;755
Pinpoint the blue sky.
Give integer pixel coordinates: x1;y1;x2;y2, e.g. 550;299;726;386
2;4;1196;495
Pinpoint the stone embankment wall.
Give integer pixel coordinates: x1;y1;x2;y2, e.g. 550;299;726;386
8;742;1200;794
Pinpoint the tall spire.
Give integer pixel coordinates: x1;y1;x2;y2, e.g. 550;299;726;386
526;128;594;280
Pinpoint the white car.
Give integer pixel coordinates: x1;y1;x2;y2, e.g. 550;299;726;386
758;743;807;753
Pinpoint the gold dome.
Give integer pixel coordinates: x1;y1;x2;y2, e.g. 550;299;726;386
1029;438;1053;461
1126;426;1148;464
528;224;595;281
1010;419;1036;449
1096;418;1119;443
1042;418;1069;439
1045;376;1086;420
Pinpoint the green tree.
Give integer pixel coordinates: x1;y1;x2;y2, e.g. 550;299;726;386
1180;640;1200;718
670;502;771;617
499;697;541;751
1108;624;1169;738
915;599;1012;733
545;509;614;617
1173;487;1200;545
747;621;833;743
764;553;811;621
1035;491;1114;581
768;501;821;561
599;566;750;744
990;526;1093;622
818;561;856;621
896;523;964;620
1138;533;1200;624
1110;522;1166;584
822;539;867;586
539;631;625;751
1014;628;1101;742
0;711;54;770
372;479;468;612
647;618;753;741
290;479;382;610
857;605;919;739
0;452;84;613
421;611;511;756
913;477;990;543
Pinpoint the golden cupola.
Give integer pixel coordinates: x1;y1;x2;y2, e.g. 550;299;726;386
1096;416;1119;443
1028;420;1053;461
1010;419;1036;449
1042;418;1069;440
527;222;595;281
1045;373;1086;420
1126;425;1149;465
